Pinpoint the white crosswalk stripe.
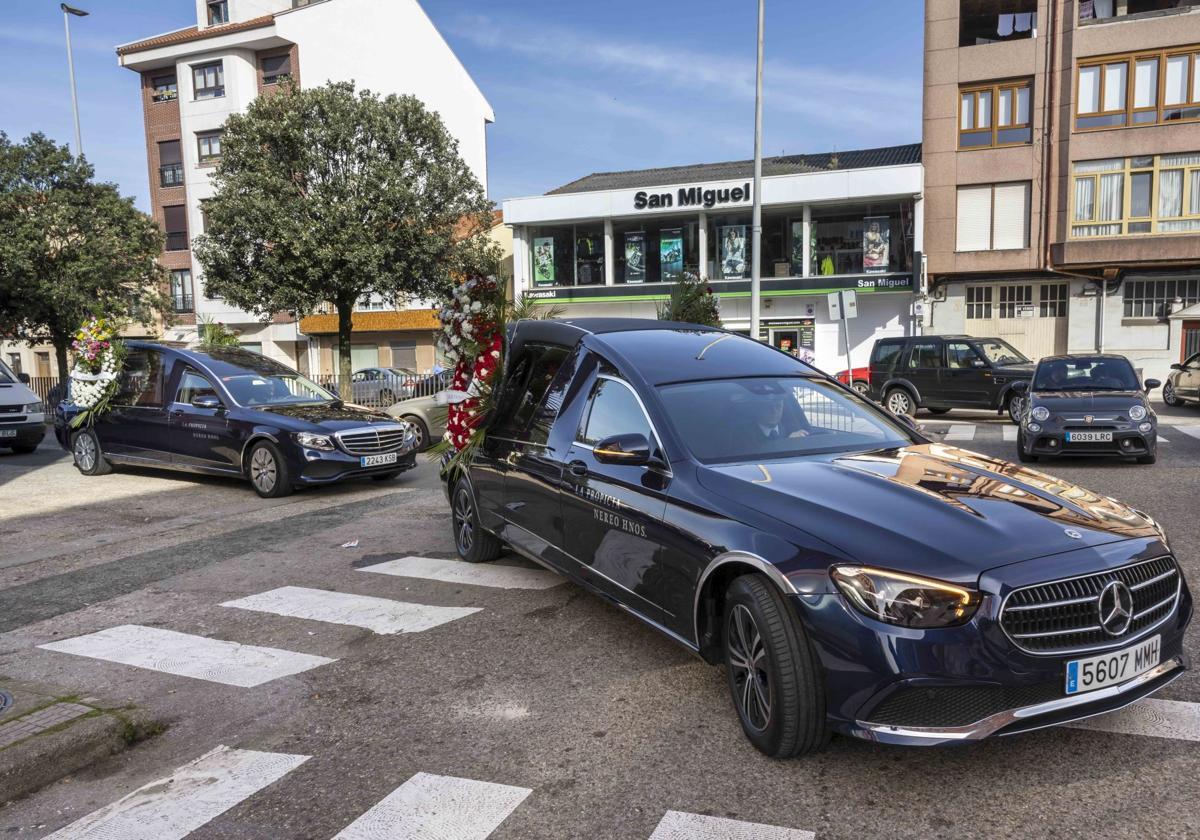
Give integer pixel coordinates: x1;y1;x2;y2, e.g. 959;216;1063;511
44;745;309;840
1158;435;1169;444
1002;425;1018;442
333;772;531;840
222;586;481;635
360;555;564;590
1173;425;1200;440
39;625;334;687
650;811;815;840
945;424;977;441
1067;698;1200;742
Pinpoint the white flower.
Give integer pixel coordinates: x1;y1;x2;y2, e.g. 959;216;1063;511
490;350;500;358
471;301;482;312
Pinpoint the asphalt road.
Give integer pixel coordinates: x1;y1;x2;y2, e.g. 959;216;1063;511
1;410;1199;839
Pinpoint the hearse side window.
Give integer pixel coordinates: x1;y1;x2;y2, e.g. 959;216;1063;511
871;341;903;370
176;369;219;405
525;345;581;446
113;350;164;407
579;377;653;446
490;342;572;439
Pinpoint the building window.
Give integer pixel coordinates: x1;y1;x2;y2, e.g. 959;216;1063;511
207;1;229;25
158;140;183;187
960;80;1032;149
261;53;292;85
196;131;222;164
1076;47;1200;130
1039;283;1068;317
966;285;993;319
6;353;21;375
955;182;1031;251
1123;276;1200;318
959;1;1036;47
192;61;224;99
1080;0;1200;23
151;74;177;102
998;285;1033;318
1071;153;1200;237
164;205;188;251
171;269;194;312
529;223;610;287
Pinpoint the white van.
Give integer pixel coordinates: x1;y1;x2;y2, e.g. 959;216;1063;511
0;358;46;454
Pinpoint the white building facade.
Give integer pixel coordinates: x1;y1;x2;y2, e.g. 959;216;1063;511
116;0;493;367
503;146;925;375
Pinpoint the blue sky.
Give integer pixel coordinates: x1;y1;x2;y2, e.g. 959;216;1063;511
0;0;923;210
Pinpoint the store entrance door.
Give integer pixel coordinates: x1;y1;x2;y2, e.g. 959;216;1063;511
770;329;799;357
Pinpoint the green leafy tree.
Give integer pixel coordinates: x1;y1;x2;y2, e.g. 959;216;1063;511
192;81;497;395
0;132;168;378
197;316;241;347
656;271;722;327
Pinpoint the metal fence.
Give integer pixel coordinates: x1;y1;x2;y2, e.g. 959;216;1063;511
310;369;451;408
23;376;68;407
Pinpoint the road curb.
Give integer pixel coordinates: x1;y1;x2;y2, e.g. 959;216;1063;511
0;687;164;805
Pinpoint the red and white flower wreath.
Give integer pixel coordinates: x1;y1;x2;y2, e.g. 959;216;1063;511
435;276;505;452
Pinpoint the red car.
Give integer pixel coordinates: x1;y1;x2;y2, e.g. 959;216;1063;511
836;366;870;396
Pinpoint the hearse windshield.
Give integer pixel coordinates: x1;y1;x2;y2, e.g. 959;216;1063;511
1033;358;1141;392
974;340;1028;366
658;377;911;464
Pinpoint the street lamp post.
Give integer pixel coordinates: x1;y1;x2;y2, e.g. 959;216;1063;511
749;0;765;342
61;3;89;159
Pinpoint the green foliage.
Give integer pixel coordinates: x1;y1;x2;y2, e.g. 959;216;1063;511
0;132;169;376
197;316;241;347
191;81;497;389
656;271;722;327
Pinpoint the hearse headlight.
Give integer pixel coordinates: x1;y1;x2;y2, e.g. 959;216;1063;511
23;402;44;414
1128;404;1147;422
295;431;335;451
1030;405;1050;422
831;566;982;628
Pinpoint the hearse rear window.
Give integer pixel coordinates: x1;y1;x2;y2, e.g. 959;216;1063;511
114;350;164;407
491;342;571;438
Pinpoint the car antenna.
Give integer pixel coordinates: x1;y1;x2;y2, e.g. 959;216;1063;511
695;334;734;360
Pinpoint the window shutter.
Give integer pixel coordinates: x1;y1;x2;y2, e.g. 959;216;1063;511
158;140;181;165
992;182;1031;250
262;54;291;76
164;205;187;235
956;185;993;251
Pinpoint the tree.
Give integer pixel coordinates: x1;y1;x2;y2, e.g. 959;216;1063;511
192;81;497;395
0;132;168;378
656;271;722;327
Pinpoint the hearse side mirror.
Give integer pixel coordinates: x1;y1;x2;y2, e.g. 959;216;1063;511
16;372;30;385
1144;378;1161;392
191;394;222;410
594;433;652;467
971;358;987;368
1170;363;1185;371
1011;380;1029;393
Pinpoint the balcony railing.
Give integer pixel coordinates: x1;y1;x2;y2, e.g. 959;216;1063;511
172;293;194;313
165;231;189;252
160;163;184;187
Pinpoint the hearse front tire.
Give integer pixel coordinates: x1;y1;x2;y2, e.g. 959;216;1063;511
452;481;502;563
723;574;829;758
72;428;112;476
248;440;293;498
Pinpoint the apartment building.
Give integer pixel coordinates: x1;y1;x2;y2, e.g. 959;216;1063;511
924;0;1200;379
116;0;493;369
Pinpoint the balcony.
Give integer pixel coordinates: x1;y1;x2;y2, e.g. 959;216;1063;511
165;231;189;252
172;293;194;313
1080;0;1200;25
960;0;1037;47
159;163;184;188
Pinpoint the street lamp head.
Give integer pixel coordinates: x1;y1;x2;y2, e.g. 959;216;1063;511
61;4;89;16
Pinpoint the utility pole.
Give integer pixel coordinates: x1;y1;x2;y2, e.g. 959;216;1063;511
749;0;765;341
61;4;89;158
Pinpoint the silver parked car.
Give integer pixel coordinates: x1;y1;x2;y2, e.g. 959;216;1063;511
350;367;414;407
385;392;446;451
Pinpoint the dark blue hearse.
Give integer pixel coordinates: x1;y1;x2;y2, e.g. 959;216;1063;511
55;342;418;497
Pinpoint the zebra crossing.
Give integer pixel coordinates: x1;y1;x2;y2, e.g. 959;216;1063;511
918;419;1200;449
30;545;1200;839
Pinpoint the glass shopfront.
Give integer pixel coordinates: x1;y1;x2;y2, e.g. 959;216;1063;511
529;223;606;287
613;216;700;284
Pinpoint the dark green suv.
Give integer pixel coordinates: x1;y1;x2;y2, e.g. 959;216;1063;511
867;335;1034;422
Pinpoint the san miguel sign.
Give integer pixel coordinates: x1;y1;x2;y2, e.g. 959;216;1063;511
633;182;752;210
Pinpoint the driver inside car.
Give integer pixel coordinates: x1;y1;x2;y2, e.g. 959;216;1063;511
746;392;810;442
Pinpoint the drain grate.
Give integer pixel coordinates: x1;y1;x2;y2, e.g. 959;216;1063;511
0;691;12;716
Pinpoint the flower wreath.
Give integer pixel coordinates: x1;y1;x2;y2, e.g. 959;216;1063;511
68;317;126;429
430;276;507;474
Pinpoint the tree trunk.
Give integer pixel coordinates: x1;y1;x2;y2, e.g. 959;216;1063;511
52;338;70;384
336;299;353;402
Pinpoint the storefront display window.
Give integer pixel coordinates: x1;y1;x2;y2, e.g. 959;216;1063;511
810;203;912;276
529;224;605;287
706;214;753;280
612;217;699;284
574;224;605;286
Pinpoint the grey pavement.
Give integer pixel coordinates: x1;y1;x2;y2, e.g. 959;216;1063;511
0;429;1197;838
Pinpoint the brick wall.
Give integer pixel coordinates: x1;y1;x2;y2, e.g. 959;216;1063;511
255;42;300;95
139;69;195;327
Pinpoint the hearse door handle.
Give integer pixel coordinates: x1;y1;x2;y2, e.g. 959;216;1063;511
568;460;588;477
